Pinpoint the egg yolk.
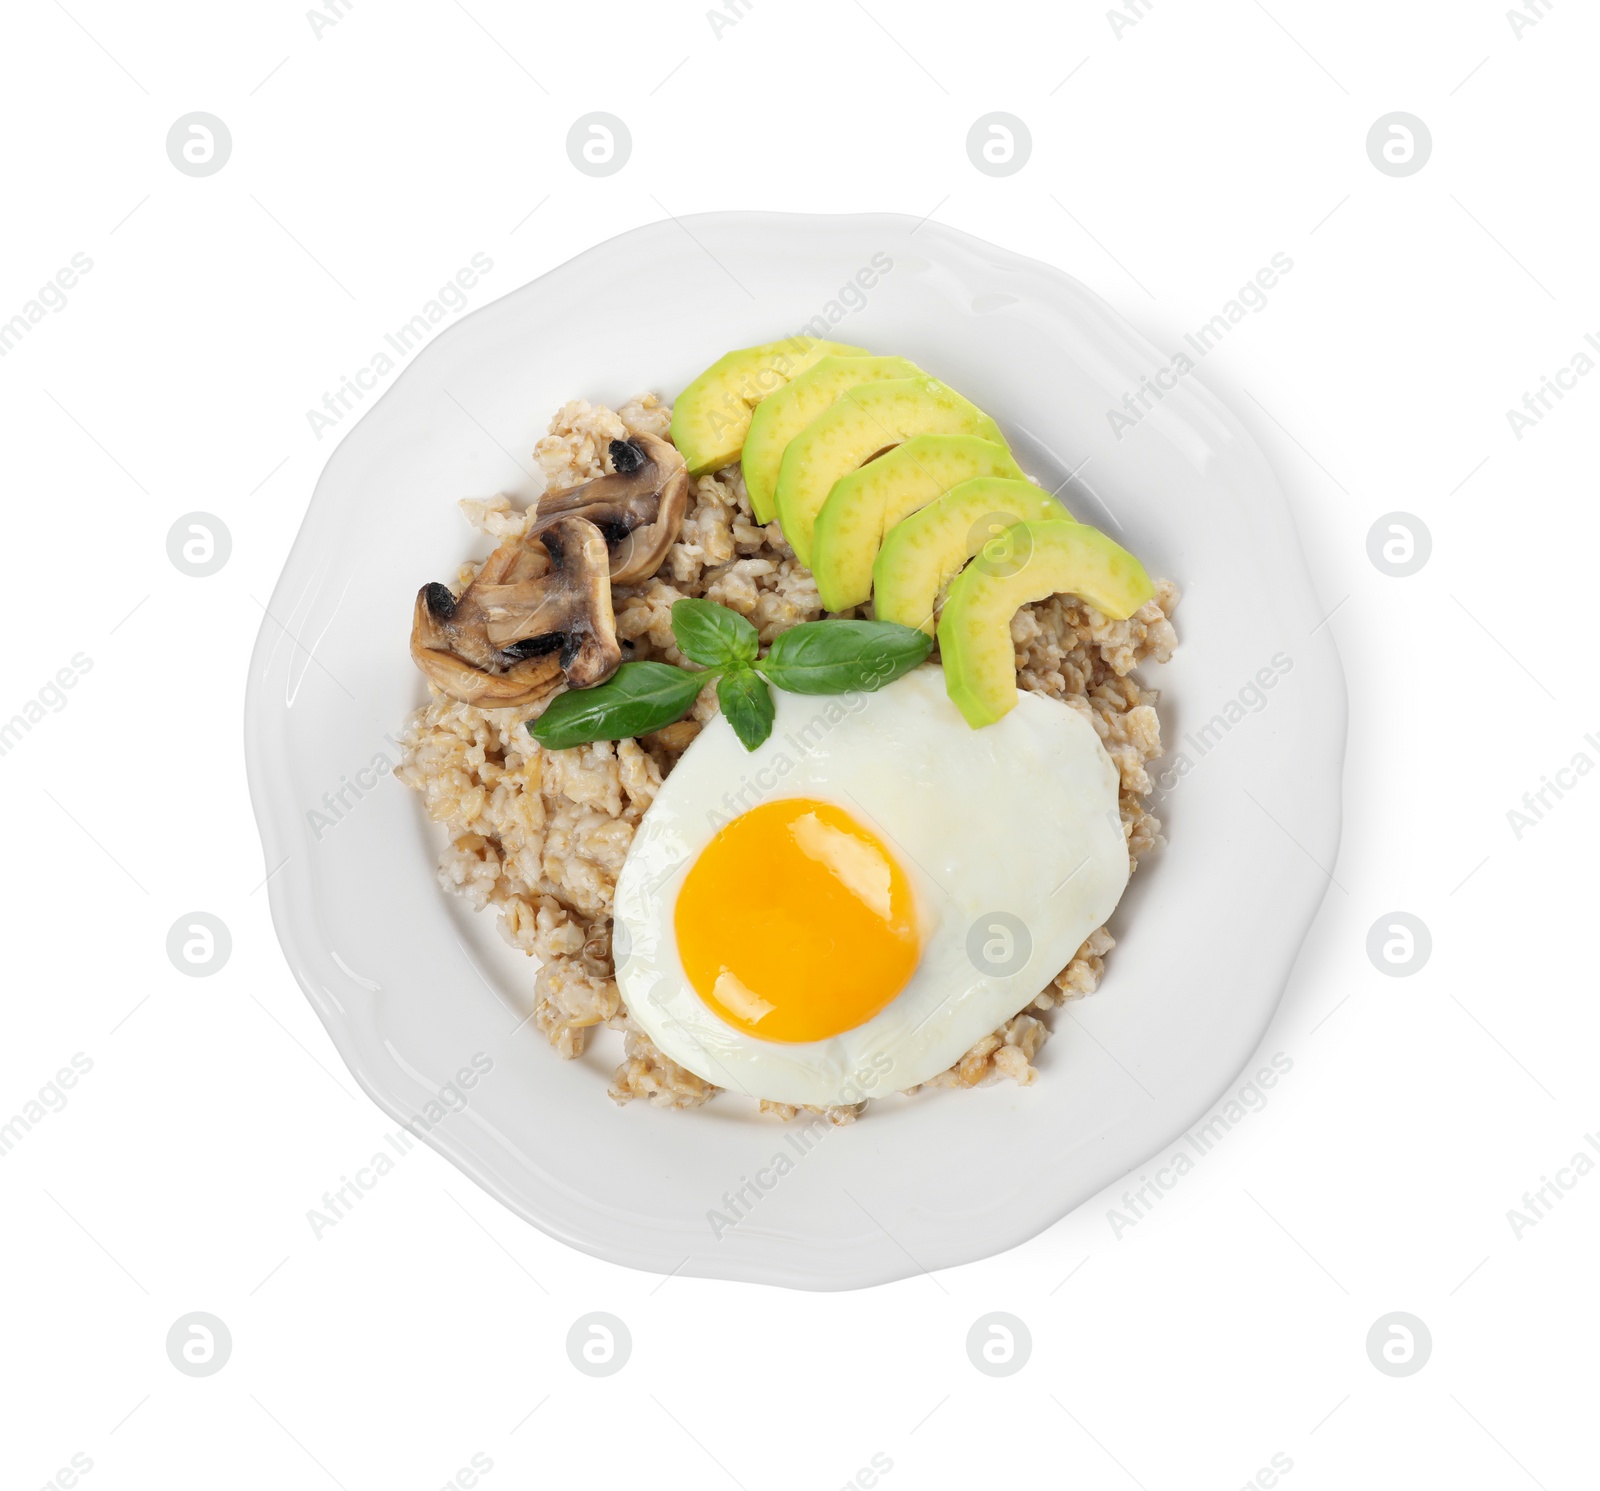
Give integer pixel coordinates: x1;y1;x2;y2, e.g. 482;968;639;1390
674;797;921;1043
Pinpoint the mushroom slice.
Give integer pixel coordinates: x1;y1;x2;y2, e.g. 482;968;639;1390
411;514;622;707
529;433;689;585
472;515;621;688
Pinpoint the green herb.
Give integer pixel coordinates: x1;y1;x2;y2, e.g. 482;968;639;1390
717;664;776;751
759;619;933;695
527;601;933;754
528;661;706;750
670;597;759;668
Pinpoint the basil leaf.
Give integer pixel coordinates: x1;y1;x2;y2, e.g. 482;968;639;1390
758;619;933;695
716;665;775;752
671;597;759;668
528;661;707;750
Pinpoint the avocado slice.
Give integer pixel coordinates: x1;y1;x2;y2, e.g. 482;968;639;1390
774;378;1006;567
938;519;1155;728
743;355;924;523
873;478;1075;634
670;337;867;476
810;436;1025;613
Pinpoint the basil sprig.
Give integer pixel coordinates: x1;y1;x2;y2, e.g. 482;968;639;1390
528;599;932;753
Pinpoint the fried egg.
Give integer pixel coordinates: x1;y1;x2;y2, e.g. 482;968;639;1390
612;666;1130;1107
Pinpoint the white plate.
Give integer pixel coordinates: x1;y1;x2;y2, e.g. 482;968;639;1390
245;212;1346;1291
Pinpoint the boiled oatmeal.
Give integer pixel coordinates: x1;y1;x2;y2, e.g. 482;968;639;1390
397;393;1179;1122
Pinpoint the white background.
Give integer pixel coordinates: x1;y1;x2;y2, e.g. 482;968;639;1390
2;1;1596;1487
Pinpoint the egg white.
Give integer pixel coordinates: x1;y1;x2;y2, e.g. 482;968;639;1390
612;665;1130;1107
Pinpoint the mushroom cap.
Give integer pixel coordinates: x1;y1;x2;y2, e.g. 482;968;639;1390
529;433;689;586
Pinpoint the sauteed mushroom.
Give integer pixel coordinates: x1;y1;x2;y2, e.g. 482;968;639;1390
529;433;688;585
411;514;621;707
